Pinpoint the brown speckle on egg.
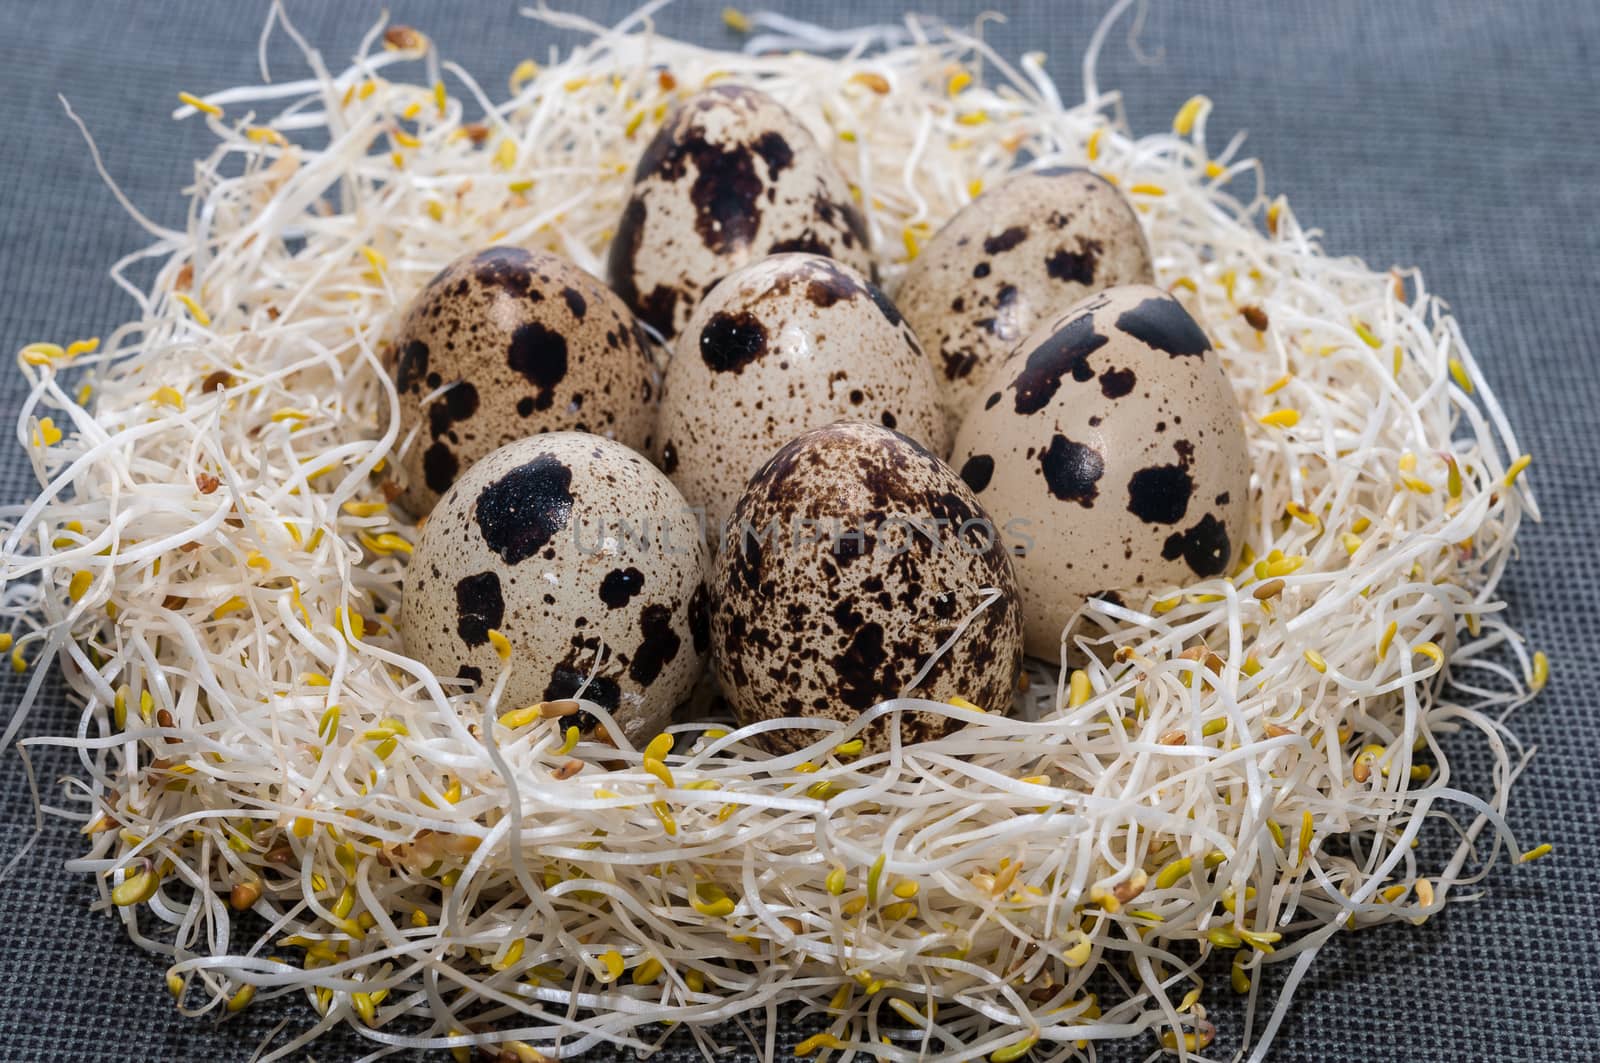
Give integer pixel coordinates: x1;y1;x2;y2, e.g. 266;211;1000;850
709;422;1024;755
897;168;1154;423
951;285;1252;658
401;434;706;746
390;247;658;516
607;85;874;341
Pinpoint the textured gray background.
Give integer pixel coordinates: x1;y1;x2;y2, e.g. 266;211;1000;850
1;1;1597;1060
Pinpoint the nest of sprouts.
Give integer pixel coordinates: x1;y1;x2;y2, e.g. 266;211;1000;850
0;5;1550;1061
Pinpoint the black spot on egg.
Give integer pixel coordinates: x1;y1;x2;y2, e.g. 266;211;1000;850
544;664;621;711
983;226;1028;254
833;621;893;710
629;603;681;685
661;441;679;474
865;283;903;327
1127;464;1195;525
423;443;459;495
973;262;991;279
700;310;768;373
1011;312;1108;414
831;597;864;632
840;198;873;252
1100;367;1136;398
632;112;681;181
753;130;793;179
959;453;995;493
458;665;483;688
689;584;710;655
732;525;764;592
395;340;429;392
769;232;832;257
454;571;504;647
516;396;535;417
1116;296;1211;358
474;455;573;565
561;287;587;320
599;566;645;608
681;137;765;253
1045;237;1103;286
985;392;1001;410
805;265;858;308
811;188;869;251
607;198;653;326
471;247;536;297
507;321;568;412
1040;434;1103;506
1161;513;1232;576
427;381;479;440
880;410;897;430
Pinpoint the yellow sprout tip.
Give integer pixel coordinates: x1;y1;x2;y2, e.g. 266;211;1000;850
1173;94;1209;136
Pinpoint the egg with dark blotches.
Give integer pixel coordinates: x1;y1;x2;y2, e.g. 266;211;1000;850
710;421;1023;755
401;433;707;746
607;84;874;341
897;167;1153;425
389;246;658;516
950;285;1251;659
656;253;948;533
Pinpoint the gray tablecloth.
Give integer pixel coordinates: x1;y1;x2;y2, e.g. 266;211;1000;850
1;2;1596;1060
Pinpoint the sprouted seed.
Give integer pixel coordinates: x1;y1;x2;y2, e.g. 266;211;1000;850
0;3;1547;1062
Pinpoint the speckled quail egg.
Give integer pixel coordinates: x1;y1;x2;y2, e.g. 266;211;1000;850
401;433;707;746
897;167;1154;425
390;246;658;516
607;84;874;341
656;253;948;532
950;284;1251;659
710;421;1023;755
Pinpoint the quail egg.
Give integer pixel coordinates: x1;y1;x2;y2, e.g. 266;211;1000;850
656;253;947;532
401;433;707;746
710;421;1023;754
607;84;874;340
950;285;1251;659
391;246;658;515
897;167;1153;424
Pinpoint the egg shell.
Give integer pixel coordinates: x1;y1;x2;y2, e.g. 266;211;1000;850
897;167;1153;424
401;433;708;746
607;84;875;341
950;284;1251;659
710;421;1024;755
656;253;949;532
391;247;658;516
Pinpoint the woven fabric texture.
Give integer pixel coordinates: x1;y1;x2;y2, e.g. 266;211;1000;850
1;2;1596;1060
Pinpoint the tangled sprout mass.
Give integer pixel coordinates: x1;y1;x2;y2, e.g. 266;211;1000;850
0;4;1550;1061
